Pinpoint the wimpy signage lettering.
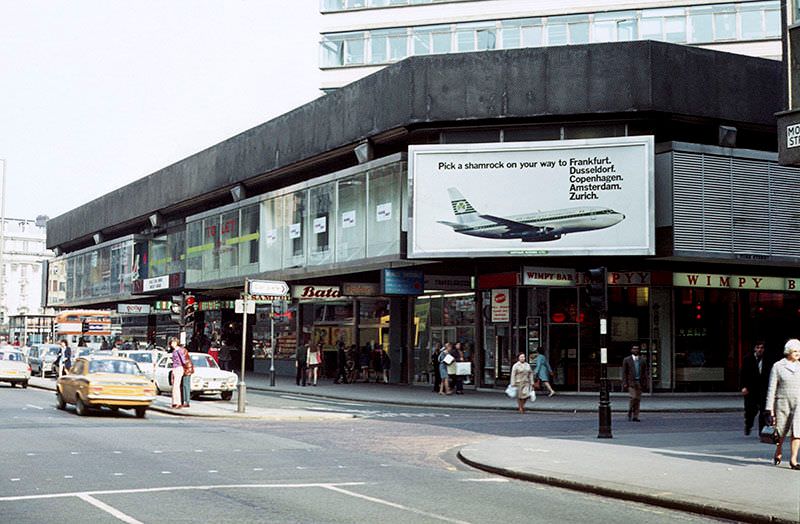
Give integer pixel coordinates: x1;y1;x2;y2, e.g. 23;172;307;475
674;273;800;292
522;267;575;286
608;272;650;286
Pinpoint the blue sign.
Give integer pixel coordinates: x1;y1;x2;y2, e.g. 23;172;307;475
382;269;424;295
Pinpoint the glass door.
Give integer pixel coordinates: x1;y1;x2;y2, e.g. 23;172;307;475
548;288;580;391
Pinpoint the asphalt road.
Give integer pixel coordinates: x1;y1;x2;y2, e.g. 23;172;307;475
0;385;734;523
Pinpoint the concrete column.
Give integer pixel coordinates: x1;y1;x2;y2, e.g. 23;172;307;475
388;296;410;384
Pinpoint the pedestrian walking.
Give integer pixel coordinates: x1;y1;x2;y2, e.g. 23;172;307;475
532;349;555;397
438;343;453;395
431;342;442;393
741;340;772;435
307;344;323;386
359;342;372;382
765;338;800;469
510;353;534;413
334;338;348;384
168;337;185;409
622;344;648;421
180;345;193;408
452;342;465;394
58;339;72;377
295;343;308;386
218;339;233;371
380;349;391;383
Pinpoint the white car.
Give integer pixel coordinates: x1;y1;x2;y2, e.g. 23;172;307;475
0;349;31;388
118;350;165;382
154;352;238;400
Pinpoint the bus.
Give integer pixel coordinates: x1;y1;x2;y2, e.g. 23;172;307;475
54;310;119;349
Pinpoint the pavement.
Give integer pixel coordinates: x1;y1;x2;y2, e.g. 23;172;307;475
29;373;797;523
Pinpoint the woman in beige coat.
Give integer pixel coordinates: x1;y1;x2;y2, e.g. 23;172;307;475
510;353;534;414
765;338;800;469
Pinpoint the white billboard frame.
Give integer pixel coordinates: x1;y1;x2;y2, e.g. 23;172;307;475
408;136;655;258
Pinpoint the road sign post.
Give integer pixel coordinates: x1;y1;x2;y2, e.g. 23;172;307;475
237;280;250;413
247;280;288;388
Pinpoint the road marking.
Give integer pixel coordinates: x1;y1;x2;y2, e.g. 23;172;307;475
71;452;80;455
113;451;122;454
26;453;36;456
459;478;509;483
208;470;218;474
161;471;171;475
252;468;263;471
64;476;73;479
0;482;367;501
323;485;472;524
113;473;124;477
153;450;162;454
278;394;365;407
77;493;143;524
194;449;203;453
10;479;20;482
25;404;43;410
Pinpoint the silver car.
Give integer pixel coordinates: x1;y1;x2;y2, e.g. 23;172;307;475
28;344;61;376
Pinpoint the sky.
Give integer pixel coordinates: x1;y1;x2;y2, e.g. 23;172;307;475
0;0;322;221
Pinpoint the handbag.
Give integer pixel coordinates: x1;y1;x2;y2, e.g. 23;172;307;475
505;384;518;398
442;353;455;365
759;425;779;444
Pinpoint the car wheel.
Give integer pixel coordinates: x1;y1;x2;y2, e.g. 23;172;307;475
75;396;88;416
134;407;147;419
221;391;233;401
110;406;120;413
56;391;66;410
22;381;28;389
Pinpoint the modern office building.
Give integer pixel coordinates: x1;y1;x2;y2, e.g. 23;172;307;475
319;0;782;91
46;40;795;392
0;216;53;334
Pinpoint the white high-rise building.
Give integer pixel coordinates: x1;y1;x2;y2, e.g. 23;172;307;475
0;216;53;325
319;0;782;91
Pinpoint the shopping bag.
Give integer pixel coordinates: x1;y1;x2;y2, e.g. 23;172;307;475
505;384;518;398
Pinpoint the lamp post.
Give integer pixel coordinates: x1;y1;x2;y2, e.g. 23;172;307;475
0;159;6;332
589;266;613;439
269;300;275;387
237;279;249;413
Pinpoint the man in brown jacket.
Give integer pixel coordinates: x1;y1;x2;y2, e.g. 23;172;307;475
622;344;648;421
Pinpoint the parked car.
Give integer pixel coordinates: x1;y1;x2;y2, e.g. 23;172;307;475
0;349;31;387
154;352;238;400
118;350;165;381
56;356;156;417
28;344;61;376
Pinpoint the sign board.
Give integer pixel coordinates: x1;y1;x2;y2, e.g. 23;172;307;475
526;316;541;352
788;123;800;148
342;282;381;296
673;272;800;292
234;299;256;314
522;266;576;286
292;285;343;301
424;275;472;291
143;275;170;292
382;268;424;295
248;279;289;296
408;136;654;257
491;289;510;323
117;304;151;315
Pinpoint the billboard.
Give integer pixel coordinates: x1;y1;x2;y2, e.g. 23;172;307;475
408;136;654;257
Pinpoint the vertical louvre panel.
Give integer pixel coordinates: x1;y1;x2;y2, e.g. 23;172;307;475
672;152;704;251
700;155;733;252
768;164;800;256
731;158;769;253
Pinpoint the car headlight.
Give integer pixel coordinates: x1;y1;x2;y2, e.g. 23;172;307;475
227;376;237;385
191;376;201;385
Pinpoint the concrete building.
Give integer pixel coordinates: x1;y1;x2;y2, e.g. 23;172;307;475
0;216;53;331
319;0;782;91
46;40;796;393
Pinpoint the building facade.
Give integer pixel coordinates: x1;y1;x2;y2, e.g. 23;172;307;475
0;216;53;333
319;0;782;91
46;41;793;392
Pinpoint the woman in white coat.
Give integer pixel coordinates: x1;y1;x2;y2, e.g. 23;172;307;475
765;338;800;469
510;353;534;414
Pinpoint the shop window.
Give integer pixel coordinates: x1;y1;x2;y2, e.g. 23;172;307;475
167;229;186;275
336;174;366;262
366;165;401;257
713;7;736;40
371;28;407;63
239;204;259;270
219;210;239;278
186;220;204;282
261;197;283;271
688;6;714;43
149;235;168;278
283;191;307;268
674;288;731;390
202;215;220;280
309;183;335;266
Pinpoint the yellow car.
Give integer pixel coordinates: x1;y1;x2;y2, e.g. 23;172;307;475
56;356;156;418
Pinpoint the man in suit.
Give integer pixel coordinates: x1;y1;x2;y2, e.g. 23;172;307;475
622;344;648;422
741;340;771;436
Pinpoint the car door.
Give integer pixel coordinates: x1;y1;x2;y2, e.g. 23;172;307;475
155;356;172;392
61;359;81;403
29;346;40;373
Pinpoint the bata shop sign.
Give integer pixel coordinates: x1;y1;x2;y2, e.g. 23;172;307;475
292;285;343;301
674;272;800;292
491;289;510;322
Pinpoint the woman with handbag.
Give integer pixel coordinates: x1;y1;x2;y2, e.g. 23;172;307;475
438;343;453;395
180;345;194;408
510;353;534;414
765;338;800;469
307;344;323;386
168;337;185;409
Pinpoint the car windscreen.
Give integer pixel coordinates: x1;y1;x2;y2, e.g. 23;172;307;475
127;353;153;364
0;352;23;361
190;354;218;368
88;360;141;375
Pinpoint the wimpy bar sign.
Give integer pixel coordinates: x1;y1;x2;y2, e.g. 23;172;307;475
674;273;800;292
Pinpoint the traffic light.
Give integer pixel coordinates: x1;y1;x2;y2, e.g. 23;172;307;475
170;295;184;325
183;295;197;326
587;267;607;311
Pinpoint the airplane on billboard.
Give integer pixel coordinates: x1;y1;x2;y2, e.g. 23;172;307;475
437;188;625;242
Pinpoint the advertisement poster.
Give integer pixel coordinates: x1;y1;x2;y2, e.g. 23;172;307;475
408;137;654;257
491;289;510;323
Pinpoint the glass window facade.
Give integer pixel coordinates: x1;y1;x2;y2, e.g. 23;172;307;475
320;1;780;67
